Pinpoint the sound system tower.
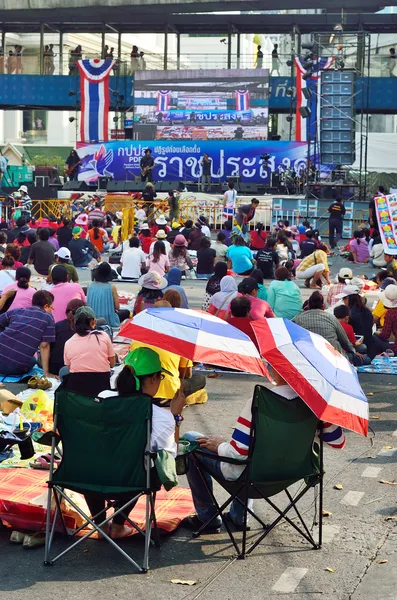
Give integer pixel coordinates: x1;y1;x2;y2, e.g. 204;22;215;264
62;181;94;192
320;70;356;166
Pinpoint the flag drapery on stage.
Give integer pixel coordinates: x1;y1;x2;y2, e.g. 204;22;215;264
294;56;334;142
157;90;170;112
77;59;115;143
235;90;250;111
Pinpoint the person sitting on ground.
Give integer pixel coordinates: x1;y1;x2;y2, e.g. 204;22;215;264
88;201;106;226
0;266;35;312
183;368;345;533
0;256;16;292
293;291;356;359
149;229;171;256
167;221;181;245
249;222;267;251
69;227;98;268
165;268;189;309
374;284;397;356
196;237;216;279
28;228;55;276
180;219;193;243
118;236;146;280
87;262;130;328
202;262;228;311
276;232;293;265
207;275;238;320
211;232;228;262
227;296;259;350
0;232;7;260
5;243;23;270
48;228;59;251
63;306;116;396
250;268;268;301
57;218;73;249
226;235;254;275
220;219;233;247
133;271;167;315
188;222;205;251
197;216;211;238
267;266;302;319
147;240;170;277
372;277;397;327
348;230;370;264
91;347;183;538
20;231;37;264
0;290;55;377
299;230;317;259
237;277;274;320
48;298;86;377
48;248;79;284
336;285;383;359
163;289;181;308
296;244;331;289
255;237;279;280
385;253;397;280
87;219;109;256
139;224;153;255
49;265;86;323
168;235;193;275
333;304;371;366
370;234;386;267
326;267;353;307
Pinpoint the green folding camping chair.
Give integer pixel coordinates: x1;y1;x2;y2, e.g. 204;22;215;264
44;387;159;573
191;384;324;559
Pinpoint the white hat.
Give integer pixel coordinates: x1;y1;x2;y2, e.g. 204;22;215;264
55;247;71;260
338;267;353;280
350;277;365;291
156;230;167;239
380;284;397;309
140;223;150;230
18;185;28;194
155;215;167;225
336;285;360;299
138;271;168;290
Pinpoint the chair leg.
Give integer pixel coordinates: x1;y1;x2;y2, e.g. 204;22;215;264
143;493;152;573
44;486;55;565
285;488;318;548
150;493;160;547
318;476;323;549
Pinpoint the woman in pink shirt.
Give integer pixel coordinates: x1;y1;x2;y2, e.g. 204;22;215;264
50;264;86;323
0;267;35;311
146;241;170;277
236;277;275;320
349;230;370;264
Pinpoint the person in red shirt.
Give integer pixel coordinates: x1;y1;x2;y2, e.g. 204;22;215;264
236;277;275;320
227;296;260;351
333;304;370;365
250;222;267;250
139;224;152;254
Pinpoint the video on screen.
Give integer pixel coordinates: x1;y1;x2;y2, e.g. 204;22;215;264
133;69;269;141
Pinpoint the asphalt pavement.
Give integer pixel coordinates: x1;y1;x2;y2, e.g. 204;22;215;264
0;251;396;600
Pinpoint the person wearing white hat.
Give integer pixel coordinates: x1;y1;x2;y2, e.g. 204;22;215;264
18;185;32;219
48;247;79;283
133;271;168;315
149;229;171;256
326;267;353;307
374;285;397;356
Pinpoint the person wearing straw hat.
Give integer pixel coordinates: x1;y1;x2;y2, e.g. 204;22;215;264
149;229;171;256
133;271;168;315
374;284;397;356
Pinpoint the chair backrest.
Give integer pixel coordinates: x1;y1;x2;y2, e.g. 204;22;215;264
52;388;152;495
249;385;320;494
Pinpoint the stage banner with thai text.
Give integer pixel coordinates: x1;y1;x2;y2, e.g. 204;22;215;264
76;140;307;184
375;194;397;255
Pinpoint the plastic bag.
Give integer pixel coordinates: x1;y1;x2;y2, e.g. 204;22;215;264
21;390;53;431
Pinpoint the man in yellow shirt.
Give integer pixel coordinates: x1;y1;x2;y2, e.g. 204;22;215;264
296;245;332;289
129;342;206;404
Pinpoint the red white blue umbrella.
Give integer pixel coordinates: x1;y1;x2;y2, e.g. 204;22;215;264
119;308;270;379
252;318;369;436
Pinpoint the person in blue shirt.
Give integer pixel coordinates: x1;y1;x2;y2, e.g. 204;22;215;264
226;236;254;275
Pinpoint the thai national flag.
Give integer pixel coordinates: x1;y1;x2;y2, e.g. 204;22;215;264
294;56;335;142
235;90;250;111
77;59;115;143
157;90;170;112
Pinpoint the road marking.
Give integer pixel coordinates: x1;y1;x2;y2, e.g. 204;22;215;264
362;466;382;478
378;447;397;457
272;568;308;593
322;524;340;543
340;491;365;506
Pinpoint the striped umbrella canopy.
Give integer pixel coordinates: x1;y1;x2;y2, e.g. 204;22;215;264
252;318;368;436
119;308;270;379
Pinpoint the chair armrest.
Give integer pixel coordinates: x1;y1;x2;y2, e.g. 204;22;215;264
192;448;249;466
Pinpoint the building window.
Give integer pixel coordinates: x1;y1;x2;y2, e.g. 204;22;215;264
22;110;47;143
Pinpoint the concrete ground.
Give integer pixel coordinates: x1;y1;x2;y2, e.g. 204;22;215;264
1;251;396;600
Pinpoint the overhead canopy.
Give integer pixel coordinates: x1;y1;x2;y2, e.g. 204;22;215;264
2;12;397;34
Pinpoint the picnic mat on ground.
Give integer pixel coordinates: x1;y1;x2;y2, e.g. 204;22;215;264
0;468;194;537
357;357;397;374
0;365;43;384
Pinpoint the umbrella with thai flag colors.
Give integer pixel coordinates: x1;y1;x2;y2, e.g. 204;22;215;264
251;318;369;437
119;308;270;379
